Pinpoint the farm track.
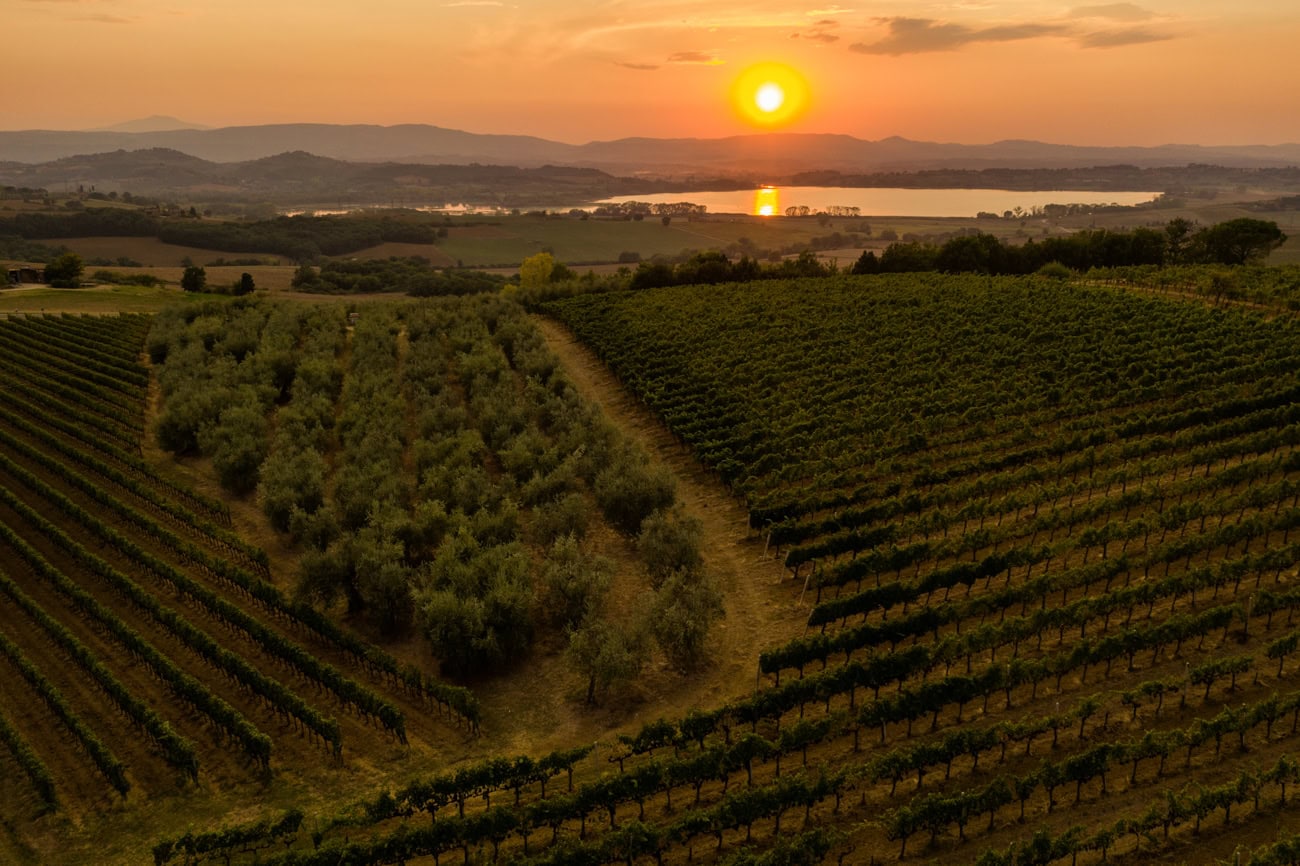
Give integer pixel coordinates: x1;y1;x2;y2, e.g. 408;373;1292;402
532;315;806;691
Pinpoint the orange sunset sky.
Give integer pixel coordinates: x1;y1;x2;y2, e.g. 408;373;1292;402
5;0;1298;146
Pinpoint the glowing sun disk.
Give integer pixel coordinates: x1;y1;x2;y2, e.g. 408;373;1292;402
732;63;809;128
756;83;784;113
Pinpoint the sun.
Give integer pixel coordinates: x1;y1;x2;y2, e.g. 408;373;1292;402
732;62;809;128
755;83;785;113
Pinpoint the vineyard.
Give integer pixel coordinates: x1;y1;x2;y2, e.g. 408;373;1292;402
0;311;479;863
9;271;1300;866
530;275;1300;863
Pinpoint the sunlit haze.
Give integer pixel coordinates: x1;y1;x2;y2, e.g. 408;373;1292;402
4;0;1298;145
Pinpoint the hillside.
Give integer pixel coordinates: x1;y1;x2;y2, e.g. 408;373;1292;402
6;274;1300;865
2;123;1300;173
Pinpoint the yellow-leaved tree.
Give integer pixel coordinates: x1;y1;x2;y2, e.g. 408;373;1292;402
519;252;557;289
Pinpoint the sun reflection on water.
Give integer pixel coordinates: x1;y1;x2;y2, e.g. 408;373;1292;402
753;187;780;216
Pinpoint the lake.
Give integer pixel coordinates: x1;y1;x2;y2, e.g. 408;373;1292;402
594;186;1160;218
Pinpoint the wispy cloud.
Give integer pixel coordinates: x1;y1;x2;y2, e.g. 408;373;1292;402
23;0;135;24
849;12;1176;55
617;61;659;70
849;17;1068;55
667;50;724;65
793;31;840;42
792;18;839;43
443;1;506;6
1070;3;1153;21
1079;26;1171;46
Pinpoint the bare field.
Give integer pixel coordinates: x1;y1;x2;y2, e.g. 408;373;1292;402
340;241;457;265
0;284;226;314
107;264;298;292
51;236;282;267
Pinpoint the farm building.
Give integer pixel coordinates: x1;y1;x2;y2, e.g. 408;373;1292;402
6;267;45;285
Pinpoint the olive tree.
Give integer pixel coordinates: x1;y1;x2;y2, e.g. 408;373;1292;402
540;534;613;630
637;508;704;587
651;569;725;671
594;451;676;534
567;618;649;704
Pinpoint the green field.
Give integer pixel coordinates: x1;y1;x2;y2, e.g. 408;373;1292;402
0;284;230;315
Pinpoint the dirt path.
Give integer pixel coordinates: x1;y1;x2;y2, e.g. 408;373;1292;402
532;315;804;700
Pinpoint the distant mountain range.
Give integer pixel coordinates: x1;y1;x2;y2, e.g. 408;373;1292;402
2;123;1300;174
91;116;210;134
0;149;723;207
4;146;1300;209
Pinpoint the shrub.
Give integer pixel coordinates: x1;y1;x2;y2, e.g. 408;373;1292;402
540;534;612;629
637;508;704;588
651;569;725;671
594;451;676;534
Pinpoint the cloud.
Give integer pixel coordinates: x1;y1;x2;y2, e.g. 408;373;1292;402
849;17;1068;55
1070;3;1153;21
667;50;724;65
74;12;132;21
793;31;840;42
617;61;659;70
1078;26;1172;46
443;1;506;6
792;18;839;43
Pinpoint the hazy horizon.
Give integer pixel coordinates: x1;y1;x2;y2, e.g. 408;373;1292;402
2;117;1298;151
5;0;1298;148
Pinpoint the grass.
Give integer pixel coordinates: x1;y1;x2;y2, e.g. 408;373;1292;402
49;236;282;268
0;284;229;315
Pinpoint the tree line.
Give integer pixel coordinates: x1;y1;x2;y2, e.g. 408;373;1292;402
628;250;837;289
852;218;1287;276
290;256;504;295
0;209;440;262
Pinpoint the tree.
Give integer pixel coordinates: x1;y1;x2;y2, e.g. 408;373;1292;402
935;233;1004;274
851;250;880;275
650;569;725;670
540;534;613;629
1195;218;1287;265
1165;217;1195;264
636;509;703;588
236;272;256;295
291;264;320;289
197;403;268;494
181;265;207;292
567;618;648;704
44;253;83;288
594;452;676;534
257;447;327;532
519;252;557;289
